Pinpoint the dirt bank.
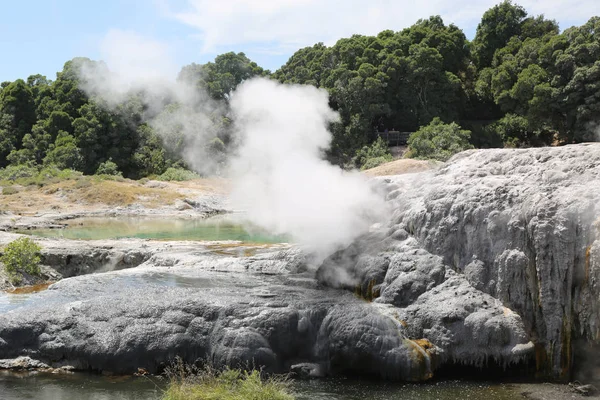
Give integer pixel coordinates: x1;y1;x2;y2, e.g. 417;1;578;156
0;177;230;231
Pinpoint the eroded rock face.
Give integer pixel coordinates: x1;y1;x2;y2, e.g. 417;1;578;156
318;143;600;380
0;259;432;380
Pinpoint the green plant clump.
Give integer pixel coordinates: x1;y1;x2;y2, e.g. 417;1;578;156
162;363;294;400
95;159;122;176
2;186;18;195
0;165;82;187
406;117;473;162
354;137;393;170
1;237;42;284
157;167;201;182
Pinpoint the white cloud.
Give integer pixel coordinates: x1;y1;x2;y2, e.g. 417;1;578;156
99;29;178;83
163;0;600;54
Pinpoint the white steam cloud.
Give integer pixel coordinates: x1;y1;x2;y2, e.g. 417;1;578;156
78;30;223;175
77;30;387;260
229;78;387;257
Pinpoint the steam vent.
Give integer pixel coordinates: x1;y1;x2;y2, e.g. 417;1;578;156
0;143;599;382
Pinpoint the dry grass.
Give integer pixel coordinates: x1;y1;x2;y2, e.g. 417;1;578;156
363;158;440;177
0;177;227;215
66;180;183;207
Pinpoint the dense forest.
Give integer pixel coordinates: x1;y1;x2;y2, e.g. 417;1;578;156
1;1;599;179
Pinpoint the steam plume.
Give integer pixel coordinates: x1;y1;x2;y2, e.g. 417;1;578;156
77;30;387;260
229;78;387;258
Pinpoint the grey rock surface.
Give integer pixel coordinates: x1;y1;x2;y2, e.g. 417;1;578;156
0;144;598;381
319;143;600;379
0;256;430;380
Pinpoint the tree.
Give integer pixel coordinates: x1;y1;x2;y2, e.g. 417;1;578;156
479;15;600;145
472;1;528;69
43;131;83;170
406;118;473;161
0;79;36;166
274;17;469;164
178;52;269;100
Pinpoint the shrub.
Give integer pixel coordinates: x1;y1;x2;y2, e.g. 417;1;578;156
354;137;393;170
361;156;392;170
406;118;473;162
0;165;38;181
157;167;200;182
0;165;83;187
95;159;122;176
1;237;42;284
485;113;552;147
162;361;294;400
2;186;18;195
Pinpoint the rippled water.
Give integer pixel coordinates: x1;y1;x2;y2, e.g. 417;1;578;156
18;215;286;243
0;372;530;400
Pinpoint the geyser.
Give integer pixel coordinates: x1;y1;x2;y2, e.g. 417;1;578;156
76;31;387;261
228;78;387;260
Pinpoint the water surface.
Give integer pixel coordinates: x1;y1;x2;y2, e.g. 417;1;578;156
18;215;286;243
0;372;531;400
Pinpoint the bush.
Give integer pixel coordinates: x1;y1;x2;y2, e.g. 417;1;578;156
1;237;42;284
2;186;18;195
0;165;38;181
162;361;294;400
157;167;200;182
354;137;393;170
361;156;392;170
0;165;82;187
486;113;552;147
406;118;473;162
95;159;122;176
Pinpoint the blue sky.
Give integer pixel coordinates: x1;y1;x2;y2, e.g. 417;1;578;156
1;0;599;82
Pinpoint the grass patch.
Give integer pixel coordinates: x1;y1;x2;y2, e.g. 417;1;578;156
162;361;294;400
66;180;182;206
74;178;92;189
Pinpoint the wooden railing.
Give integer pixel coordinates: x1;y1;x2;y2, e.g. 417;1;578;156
376;131;411;146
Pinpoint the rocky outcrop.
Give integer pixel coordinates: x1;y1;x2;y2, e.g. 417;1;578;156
0;248;435;380
318;143;600;380
0;144;598;381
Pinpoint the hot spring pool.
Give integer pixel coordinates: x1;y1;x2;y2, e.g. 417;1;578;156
17;215;286;243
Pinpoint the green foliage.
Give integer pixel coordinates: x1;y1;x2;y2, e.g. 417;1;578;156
275;16;468;162
354;137;393;169
407;118;473;161
157;167;200;182
1;237;42;284
162;362;294;400
0;165;82;187
478;15;600;144
471;1;528;69
361;156;393;170
95;159;122;176
178;52;269;100
2;186;18;195
485;113;550;147
43;131;83;170
0;164;38;181
0;5;598;174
